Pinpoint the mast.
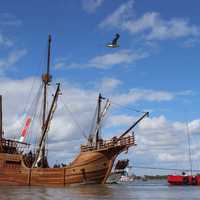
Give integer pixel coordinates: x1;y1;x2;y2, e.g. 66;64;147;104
186;120;193;176
88;95;110;146
33;83;61;167
41;35;52;166
42;34;52;127
0;95;3;139
118;112;149;140
96;93;102;146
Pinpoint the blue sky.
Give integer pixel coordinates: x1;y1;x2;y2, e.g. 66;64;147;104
1;0;200;175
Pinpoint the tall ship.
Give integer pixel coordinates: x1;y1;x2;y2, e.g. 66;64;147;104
0;35;148;186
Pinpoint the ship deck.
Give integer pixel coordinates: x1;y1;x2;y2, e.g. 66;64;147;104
80;135;135;152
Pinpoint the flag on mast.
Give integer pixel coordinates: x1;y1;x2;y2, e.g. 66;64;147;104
19;117;31;142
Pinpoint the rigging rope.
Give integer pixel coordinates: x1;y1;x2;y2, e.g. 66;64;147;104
26;84;43;146
19;83;43;141
88;101;99;143
132;165;200;172
22;77;39;116
19;38;50;145
33;95;44;150
60;96;88;140
22;40;48;117
110;101;147;114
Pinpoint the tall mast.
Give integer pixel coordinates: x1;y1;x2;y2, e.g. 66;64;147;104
96;93;102;145
42;34;52;128
41;35;52;167
0;95;3;139
186;121;193;176
33;83;61;168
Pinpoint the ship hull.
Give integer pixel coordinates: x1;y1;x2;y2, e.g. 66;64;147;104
0;146;123;186
168;175;200;185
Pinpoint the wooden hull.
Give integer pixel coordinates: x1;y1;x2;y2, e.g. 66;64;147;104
0;146;124;186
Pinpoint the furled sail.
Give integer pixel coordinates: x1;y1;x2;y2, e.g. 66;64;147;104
88;95;110;146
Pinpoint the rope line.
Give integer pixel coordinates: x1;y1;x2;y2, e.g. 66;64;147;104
132;165;200;172
60;97;88;140
110;101;147;114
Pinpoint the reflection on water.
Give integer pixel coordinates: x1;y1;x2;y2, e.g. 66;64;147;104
0;181;200;200
68;184;113;197
0;184;113;200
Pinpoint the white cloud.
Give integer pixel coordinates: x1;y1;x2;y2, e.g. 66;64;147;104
0;76;197;166
99;77;122;93
54;57;69;70
0;33;13;47
0;13;22;48
99;0;134;28
100;1;200;41
188;119;200;134
122;12;200;40
173;119;200;135
139;115;168;131
81;0;104;13
0;13;22;27
107;114;136;128
181;38;200;48
56;50;148;70
102;111;200;168
0;49;27;75
88;50;147;69
111;89;175;106
0;77;42;138
157;153;187;162
136;115;200;164
0;77;97;141
129;115;200;164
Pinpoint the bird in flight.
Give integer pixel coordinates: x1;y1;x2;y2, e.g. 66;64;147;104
106;33;120;48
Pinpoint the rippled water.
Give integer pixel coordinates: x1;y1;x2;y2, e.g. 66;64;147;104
0;180;200;200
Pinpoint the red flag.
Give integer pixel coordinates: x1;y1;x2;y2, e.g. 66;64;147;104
19;117;31;142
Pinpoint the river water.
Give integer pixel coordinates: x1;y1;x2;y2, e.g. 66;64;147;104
0;180;199;200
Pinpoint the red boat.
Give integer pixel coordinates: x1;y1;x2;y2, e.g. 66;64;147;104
167;117;200;186
168;175;200;185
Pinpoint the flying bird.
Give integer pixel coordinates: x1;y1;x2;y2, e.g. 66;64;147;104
106;33;120;48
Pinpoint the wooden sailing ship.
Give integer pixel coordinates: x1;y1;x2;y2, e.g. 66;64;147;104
0;35;148;186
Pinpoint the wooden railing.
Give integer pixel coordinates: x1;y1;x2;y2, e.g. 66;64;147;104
81;135;135;152
0;138;29;154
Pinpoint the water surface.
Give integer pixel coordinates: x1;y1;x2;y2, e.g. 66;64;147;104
0;180;199;200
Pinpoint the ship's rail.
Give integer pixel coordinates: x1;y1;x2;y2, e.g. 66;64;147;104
81;135;135;152
0;138;29;154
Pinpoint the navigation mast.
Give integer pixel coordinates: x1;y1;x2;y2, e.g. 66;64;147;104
41;34;52;167
96;93;102;146
186;120;193;176
42;34;52;127
33;83;61;168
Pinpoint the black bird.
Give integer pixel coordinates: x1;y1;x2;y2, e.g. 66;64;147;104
107;33;120;48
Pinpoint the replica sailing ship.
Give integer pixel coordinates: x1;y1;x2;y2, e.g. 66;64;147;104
0;35;148;186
